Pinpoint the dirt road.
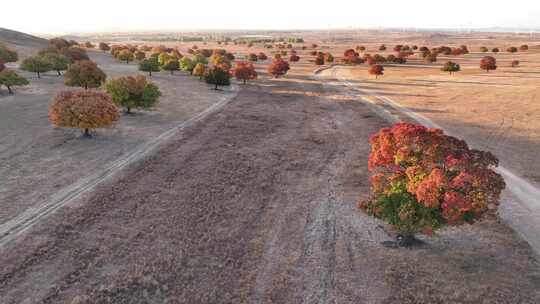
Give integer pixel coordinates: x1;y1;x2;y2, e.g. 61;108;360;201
1;75;539;303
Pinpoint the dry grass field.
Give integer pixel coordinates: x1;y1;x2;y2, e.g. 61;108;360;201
0;28;539;303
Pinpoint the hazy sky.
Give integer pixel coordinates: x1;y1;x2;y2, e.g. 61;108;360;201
3;0;540;34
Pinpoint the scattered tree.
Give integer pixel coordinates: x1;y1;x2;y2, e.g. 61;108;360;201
48;90;120;137
60;46;89;61
117;50;134;64
0;43;19;63
192;63;206;80
267;58;290;78
257;52;268;60
233;61;257;84
161;59;180;74
424;52;437;63
64;60;106;89
138;58;160;76
179;57;196;74
480;56;497;72
20;56;52;78
248;53;258;61
99;42;111;52
358;123;505;246
507;47;518;53
441;61;460;74
492;47;499;53
368;64;384;79
289;54;300;62
0;69;29;94
105;75;161;113
204;66;231;89
325;53;334;63
42;53;70;76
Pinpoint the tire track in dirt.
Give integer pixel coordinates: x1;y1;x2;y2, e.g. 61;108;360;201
319;65;540;254
0;86;239;247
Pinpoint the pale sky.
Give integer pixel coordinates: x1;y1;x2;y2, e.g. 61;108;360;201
3;0;540;34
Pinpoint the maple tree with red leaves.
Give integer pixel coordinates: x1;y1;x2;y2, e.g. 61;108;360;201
358;123;505;246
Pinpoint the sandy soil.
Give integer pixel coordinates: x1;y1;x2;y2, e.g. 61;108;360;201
0;50;237;228
0;72;539;304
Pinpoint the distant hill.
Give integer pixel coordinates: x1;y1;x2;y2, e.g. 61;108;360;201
0;28;49;60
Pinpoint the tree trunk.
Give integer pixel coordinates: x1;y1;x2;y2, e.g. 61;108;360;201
215;83;218;90
127;107;131;114
83;128;90;137
170;70;173;75
149;71;152;77
243;79;246;84
84;83;88;90
7;85;13;94
37;71;41;79
57;70;62;76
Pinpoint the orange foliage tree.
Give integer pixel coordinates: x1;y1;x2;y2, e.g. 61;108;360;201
359;123;505;246
233;61;258;84
48;90;119;137
480;56;497;72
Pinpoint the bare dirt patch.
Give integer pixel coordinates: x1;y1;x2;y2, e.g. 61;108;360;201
0;74;538;304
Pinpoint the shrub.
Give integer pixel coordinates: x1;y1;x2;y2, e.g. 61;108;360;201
0;43;19;63
315;53;325;65
480;56;497;72
233;61;257;84
379;45;387;51
204;66;231;89
267;58;290;78
359;123;505;245
511;60;520;67
48;90;119;137
479;46;488;52
519;44;528;51
257;52;268;60
368;64;384;78
0;69;29;94
20;56;52;78
105;75;161;113
441;61;460;74
492;47;499;53
64;60;106;89
139;58;160;76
